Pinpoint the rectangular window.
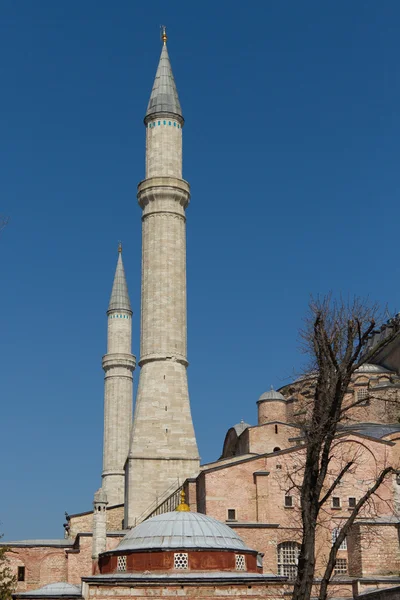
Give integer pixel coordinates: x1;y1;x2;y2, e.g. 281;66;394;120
227;509;236;520
284;495;294;508
235;554;246;571
117;556;127;572
277;542;300;579
332;528;347;550
334;558;347;574
356;387;369;405
348;497;356;508
17;567;25;582
332;497;341;509
174;553;188;570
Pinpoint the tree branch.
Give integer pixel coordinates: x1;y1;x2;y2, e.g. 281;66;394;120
318;466;394;600
318;461;354;509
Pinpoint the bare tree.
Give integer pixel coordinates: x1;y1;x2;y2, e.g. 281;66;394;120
291;297;400;600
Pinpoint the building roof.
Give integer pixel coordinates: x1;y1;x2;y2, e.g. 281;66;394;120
145;42;182;121
355;363;393;374
83;572;283;583
232;421;250;436
116;511;251;552
341;423;400;440
108;247;131;313
14;583;81;598
258;388;286;402
0;539;74;548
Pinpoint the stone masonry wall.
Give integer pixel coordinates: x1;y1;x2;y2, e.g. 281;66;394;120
84;582;287;600
350;524;400;577
102;304;135;507
68;505;124;538
145;119;182;178
198;434;400;578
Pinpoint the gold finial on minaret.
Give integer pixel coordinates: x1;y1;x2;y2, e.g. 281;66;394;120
118;241;122;253
176;489;190;512
161;25;167;45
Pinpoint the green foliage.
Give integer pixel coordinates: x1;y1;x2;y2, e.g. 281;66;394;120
0;536;16;600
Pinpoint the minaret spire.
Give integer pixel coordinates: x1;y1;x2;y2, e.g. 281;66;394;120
125;35;199;526
101;246;136;506
108;244;131;313
145;31;182;123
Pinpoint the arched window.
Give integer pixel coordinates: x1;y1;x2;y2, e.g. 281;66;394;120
277;542;300;579
273;447;281;452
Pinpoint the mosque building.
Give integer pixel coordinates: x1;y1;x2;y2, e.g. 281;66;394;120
5;29;400;600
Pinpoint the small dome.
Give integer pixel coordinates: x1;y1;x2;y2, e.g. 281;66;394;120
356;364;393;374
94;487;107;503
257;388;286;402
18;583;81;597
233;421;250;436
117;511;250;552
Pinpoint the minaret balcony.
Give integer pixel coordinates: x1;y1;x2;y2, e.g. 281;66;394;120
137;177;190;213
102;353;136;372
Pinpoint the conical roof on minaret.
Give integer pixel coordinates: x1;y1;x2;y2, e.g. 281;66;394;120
145;30;183;121
108;244;132;313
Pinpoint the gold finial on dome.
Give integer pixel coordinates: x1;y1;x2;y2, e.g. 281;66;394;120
161;25;167;45
176;489;190;512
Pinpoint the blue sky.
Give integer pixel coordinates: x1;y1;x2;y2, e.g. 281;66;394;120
1;0;400;539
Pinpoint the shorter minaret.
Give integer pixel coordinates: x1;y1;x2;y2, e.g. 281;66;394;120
92;488;108;561
101;245;136;506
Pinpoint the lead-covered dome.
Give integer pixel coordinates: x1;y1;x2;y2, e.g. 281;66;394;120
355;363;393;374
117;511;250;552
257;388;286;402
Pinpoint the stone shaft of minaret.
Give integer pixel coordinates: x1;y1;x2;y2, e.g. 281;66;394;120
125;35;200;526
92;488;108;561
101;246;136;506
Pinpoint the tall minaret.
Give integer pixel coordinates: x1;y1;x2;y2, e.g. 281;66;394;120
102;245;136;506
125;29;200;526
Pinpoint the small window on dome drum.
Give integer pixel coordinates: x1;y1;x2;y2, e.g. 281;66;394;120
227;509;236;520
174;553;188;570
235;554;246;571
117;556;127;572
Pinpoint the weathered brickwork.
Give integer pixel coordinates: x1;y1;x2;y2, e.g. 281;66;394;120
348;523;400;577
83;582;288;600
281;369;400;427
7;547;68;592
195;431;400;579
68;505;124;538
